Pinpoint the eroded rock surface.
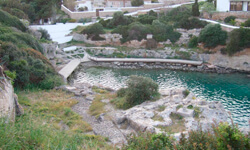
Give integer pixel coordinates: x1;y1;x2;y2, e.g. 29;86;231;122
114;88;228;136
0;66;23;122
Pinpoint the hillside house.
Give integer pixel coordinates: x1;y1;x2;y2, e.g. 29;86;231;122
217;0;250;11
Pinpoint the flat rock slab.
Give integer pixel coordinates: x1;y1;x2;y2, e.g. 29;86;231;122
177;108;194;117
86;95;95;101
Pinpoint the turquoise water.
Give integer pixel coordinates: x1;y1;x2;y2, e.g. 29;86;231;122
74;67;250;127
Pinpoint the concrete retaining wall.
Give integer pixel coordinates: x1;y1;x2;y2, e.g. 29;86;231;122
61;0;191;19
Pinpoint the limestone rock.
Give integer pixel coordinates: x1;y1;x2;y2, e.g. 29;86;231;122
0;66;23;122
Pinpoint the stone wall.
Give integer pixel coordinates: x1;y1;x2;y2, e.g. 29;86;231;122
73;28;201;48
73;33;150;48
0;66;23;122
81;60;238;73
203;12;250;20
61;0;191;19
199;50;250;72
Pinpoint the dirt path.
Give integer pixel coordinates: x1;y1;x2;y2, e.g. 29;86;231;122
72;96;127;145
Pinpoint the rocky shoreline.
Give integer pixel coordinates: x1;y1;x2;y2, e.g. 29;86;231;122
57;83;231;144
75;61;240;74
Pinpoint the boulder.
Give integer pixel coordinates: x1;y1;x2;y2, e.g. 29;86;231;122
177;108;194;117
0;66;23;122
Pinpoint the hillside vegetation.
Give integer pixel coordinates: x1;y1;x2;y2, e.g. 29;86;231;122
0;90;111;150
0;10;63;89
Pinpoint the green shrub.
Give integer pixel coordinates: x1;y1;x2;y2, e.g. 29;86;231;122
61;18;70;24
0;10;27;32
212;122;250;150
99;18;110;28
244;19;250;27
224;16;236;23
187;105;193;109
138;14;157;24
126;75;159;106
226;28;250;55
131;0;144;6
39;75;64;90
123;133;174;150
178;127;217;150
179;17;207;30
112;25;129;43
194;106;201;118
37;28;51;41
107;12;132;28
152;20;181;43
160;6;191;23
183;89;190;98
127;22;151;41
4;70;16;84
188;36;198;48
68;19;77;23
81;23;105;40
201;1;216;14
117;88;127;97
198;24;227;48
0;32;43;53
192;0;200;16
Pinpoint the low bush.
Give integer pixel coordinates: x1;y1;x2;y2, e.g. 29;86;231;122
0;10;27;32
39;75;64;90
152;20;181;43
138;14;157;25
198;24;227;48
226;28;250;55
37;28;51;41
179;17;207;30
182;89;190;98
123;133;174;150
125;75;159;106
224;16;236;23
127;22;151;41
188;36;198;48
244;19;250;27
160;6;191;23
81;23;105;40
112;76;160;109
123;122;250;150
131;0;144;6
68;19;77;23
117;88;127;97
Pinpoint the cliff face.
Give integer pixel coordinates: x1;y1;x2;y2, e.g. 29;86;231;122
0;66;23;122
199;50;250;72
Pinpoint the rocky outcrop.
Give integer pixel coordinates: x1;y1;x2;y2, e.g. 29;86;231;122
41;42;58;59
114;88;228;137
199;51;250;72
0;66;23;122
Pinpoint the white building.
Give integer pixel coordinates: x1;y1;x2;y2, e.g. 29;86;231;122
76;0;93;11
217;0;250;12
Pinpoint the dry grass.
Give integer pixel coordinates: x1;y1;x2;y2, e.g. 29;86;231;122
158;112;186;133
0;89;115;150
18;89;92;133
89;90;116;118
152;114;164;122
157;105;166;112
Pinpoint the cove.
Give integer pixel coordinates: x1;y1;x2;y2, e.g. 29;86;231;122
73;67;250;128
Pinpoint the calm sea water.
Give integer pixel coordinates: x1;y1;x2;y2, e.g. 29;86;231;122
74;67;250;127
